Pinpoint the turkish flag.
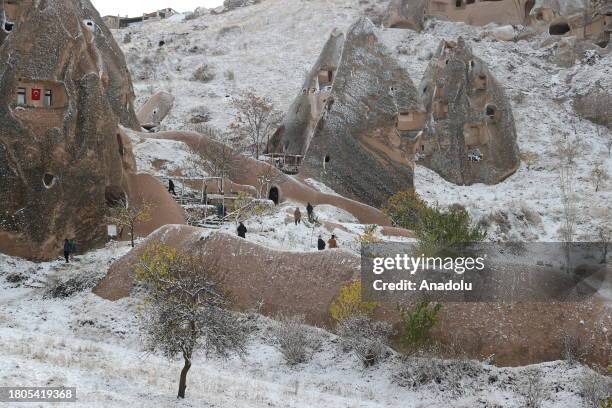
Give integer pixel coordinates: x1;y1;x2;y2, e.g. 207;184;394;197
31;89;41;101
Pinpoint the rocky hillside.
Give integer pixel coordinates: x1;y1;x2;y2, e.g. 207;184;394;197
113;0;612;243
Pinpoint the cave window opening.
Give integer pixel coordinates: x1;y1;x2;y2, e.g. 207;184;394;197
485;105;496;120
16;87;26;105
43;173;57;189
116;134;124;157
549;22;570;35
105;186;128;208
44;90;52;107
4;21;14;32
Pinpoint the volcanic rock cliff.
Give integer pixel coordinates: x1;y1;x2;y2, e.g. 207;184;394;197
0;0;142;259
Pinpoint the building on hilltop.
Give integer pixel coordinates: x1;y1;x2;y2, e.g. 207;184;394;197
102;7;177;29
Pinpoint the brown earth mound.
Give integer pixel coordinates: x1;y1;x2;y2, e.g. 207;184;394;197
95;224;610;367
94;225;360;325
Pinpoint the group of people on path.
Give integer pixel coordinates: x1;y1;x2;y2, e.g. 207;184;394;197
293;202;315;225
237;202;340;250
317;234;337;251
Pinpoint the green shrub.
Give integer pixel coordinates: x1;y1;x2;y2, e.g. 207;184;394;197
399;300;442;351
384;190;428;230
416;205;486;256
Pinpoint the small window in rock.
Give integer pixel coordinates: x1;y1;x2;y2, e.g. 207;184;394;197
116;134;124;157
44;90;53;107
324;155;330;163
159;40;165;47
43;173;57;189
421;145;425;152
486;105;496;119
455;0;463;7
16;87;26;105
4;21;14;32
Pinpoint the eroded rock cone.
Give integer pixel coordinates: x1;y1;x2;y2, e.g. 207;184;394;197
418;38;520;185
270;18;426;208
0;0;141;259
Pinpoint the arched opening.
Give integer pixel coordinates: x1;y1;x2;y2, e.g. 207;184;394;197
485;104;497;120
549;22;570;35
4;21;14;32
324;155;331;163
43;173;57;189
268;187;279;205
116;134;124;157
105;186;127;208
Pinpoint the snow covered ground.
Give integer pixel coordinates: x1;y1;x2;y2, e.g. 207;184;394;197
0;246;604;407
1;2;610;407
116;0;612;243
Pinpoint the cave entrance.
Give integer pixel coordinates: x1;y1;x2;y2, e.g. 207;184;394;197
549;22;570;35
43;173;57;189
268;187;279;205
105;186;127;208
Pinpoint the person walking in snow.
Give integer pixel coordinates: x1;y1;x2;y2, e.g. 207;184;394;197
168;179;176;196
328;234;338;249
306;202;314;222
237;222;247;239
294;207;302;225
317;235;326;251
63;239;71;263
69;239;77;261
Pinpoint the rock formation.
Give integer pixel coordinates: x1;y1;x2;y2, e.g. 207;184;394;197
137;91;175;131
0;0;178;259
383;0;427;31
418;38;520;185
268;29;344;158
383;0;535;28
269;18;426;208
531;0;611;46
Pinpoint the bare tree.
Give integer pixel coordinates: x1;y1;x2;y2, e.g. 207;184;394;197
559;164;577;243
106;199;152;248
136;244;249;399
553;129;584;166
230;90;282;159
187;127;241;192
270;314;320;366
337;316;393;367
590;162;609;192
523;370;547;408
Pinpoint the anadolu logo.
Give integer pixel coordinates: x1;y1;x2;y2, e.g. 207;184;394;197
31;88;41;101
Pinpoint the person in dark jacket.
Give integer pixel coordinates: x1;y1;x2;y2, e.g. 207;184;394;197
317;235;326;251
63;239;71;263
69;239;77;261
306;202;314;222
168;179;176;196
237;222;247;239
